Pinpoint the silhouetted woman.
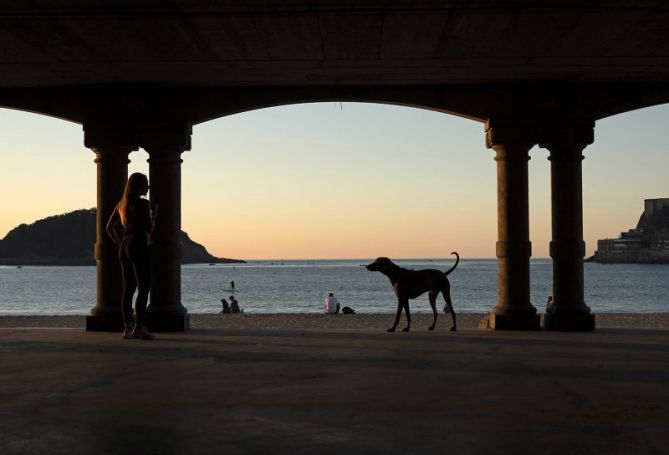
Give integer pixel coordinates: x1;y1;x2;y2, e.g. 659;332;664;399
106;172;157;340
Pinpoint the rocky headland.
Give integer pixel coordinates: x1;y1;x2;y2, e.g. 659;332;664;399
0;208;244;265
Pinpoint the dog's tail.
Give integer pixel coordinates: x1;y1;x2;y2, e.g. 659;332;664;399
444;251;459;276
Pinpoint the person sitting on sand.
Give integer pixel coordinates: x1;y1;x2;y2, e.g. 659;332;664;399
220;298;231;314
230;295;242;314
324;292;340;314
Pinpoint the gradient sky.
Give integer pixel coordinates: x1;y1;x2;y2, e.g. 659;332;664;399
0;102;667;260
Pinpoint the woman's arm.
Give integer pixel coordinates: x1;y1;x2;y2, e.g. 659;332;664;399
106;208;122;245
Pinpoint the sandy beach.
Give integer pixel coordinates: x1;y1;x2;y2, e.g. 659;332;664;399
1;312;668;330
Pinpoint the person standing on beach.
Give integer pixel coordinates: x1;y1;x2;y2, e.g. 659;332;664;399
324;292;340;314
106;172;157;340
230;280;235;293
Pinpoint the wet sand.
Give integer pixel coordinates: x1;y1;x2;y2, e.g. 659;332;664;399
1;312;668;330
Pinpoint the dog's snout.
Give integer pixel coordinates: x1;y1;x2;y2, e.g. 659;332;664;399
365;258;389;272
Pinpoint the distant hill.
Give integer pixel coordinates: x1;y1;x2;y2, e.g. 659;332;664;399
0;208;245;265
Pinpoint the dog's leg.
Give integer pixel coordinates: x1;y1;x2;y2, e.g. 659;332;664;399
402;300;411;332
428;291;438;330
388;300;403;332
442;288;457;331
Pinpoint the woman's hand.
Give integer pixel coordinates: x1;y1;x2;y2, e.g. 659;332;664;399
149;202;158;231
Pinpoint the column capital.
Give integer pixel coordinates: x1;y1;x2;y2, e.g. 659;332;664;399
484;121;537;150
141;123;193;153
83;122;140;151
538;123;594;152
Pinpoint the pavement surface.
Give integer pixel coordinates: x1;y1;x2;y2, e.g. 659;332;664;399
1;327;668;455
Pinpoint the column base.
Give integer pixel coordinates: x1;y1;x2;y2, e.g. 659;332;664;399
86;315;124;332
544;312;595;331
479;313;540;331
145;313;190;332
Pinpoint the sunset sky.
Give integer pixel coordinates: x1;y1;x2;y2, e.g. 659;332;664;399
0;102;667;260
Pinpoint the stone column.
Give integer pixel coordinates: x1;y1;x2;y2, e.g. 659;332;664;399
479;124;540;330
540;125;596;331
84;124;138;331
142;125;192;331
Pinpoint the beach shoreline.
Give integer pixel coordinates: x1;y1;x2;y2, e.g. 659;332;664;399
1;312;668;330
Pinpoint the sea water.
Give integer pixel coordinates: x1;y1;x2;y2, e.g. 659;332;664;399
0;259;668;315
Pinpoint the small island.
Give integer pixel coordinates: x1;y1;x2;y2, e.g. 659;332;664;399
588;198;669;264
0;208;245;266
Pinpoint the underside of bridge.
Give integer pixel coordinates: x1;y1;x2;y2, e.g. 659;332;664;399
2;1;669;331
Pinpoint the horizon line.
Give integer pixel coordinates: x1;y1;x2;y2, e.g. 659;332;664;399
226;257;553;261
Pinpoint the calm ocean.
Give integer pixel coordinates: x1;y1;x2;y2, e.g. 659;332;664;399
0;259;668;315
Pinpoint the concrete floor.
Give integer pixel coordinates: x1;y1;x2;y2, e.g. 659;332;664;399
1;327;668;455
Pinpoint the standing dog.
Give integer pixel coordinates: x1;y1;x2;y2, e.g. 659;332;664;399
365;253;459;332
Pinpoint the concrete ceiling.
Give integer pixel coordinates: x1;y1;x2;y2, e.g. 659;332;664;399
1;0;669;89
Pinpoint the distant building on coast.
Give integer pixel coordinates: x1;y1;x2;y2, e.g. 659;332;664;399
590;198;669;263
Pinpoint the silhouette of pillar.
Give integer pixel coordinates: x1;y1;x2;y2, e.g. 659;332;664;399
84;124;138;331
540;125;596;331
479;124;540;330
142;125;192;331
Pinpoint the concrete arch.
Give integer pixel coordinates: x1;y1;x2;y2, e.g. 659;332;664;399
0;89;93;124
3;83;669;128
0;104;81;126
0;86;491;127
584;87;669;122
195;99;481;126
596;99;669;122
185;86;491;126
